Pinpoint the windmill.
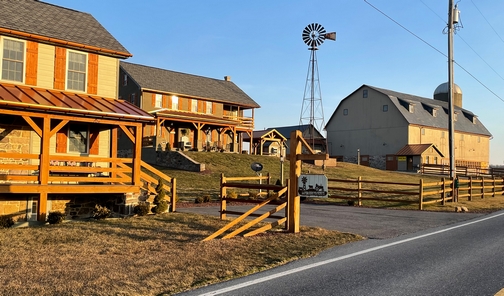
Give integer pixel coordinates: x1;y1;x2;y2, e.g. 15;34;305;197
299;23;336;150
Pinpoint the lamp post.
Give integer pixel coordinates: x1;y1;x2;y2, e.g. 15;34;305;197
357;149;360;165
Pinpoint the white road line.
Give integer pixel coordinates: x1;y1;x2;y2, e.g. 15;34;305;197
197;211;504;296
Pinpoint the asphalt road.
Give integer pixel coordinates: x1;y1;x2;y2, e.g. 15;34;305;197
176;210;504;296
177;203;484;239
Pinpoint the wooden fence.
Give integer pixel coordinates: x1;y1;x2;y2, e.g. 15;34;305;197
327;176;504;210
203;174;287;240
421;164;504;178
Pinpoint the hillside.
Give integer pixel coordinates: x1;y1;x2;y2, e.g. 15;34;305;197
152;152;439;201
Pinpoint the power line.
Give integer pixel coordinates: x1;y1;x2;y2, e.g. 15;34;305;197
363;0;504;103
471;0;504;44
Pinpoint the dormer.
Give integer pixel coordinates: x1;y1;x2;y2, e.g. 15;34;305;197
421;102;439;117
398;98;415;113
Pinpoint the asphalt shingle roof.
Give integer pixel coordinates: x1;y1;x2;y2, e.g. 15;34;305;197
120;62;260;108
0;0;130;56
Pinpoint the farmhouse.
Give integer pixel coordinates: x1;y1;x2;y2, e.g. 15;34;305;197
118;62;260;154
325;84;491;170
0;0;158;222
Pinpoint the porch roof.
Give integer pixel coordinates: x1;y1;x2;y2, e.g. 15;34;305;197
156;110;238;126
0;83;154;122
395;144;444;157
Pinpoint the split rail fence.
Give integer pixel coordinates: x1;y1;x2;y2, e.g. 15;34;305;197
327;176;504;210
203;174;288;240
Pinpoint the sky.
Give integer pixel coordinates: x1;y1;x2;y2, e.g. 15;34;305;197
47;0;504;165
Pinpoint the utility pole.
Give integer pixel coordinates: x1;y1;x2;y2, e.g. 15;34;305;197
447;0;456;181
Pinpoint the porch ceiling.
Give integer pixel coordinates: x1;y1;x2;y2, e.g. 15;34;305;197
156;110;237;126
0;83;154;122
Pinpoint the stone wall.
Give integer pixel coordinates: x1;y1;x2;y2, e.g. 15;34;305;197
155;150;205;172
343;155;386;170
0;125;32;175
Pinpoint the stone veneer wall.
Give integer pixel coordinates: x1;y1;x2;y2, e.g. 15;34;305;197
343;155;386;170
0;125;32;175
0;197;29;221
50;193;141;219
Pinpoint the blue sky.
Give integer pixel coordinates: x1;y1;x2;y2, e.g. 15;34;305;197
48;0;504;164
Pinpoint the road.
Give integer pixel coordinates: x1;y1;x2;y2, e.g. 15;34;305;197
176;210;504;296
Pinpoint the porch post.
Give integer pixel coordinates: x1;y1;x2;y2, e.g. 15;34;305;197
132;123;142;186
111;127;118;179
38;116;51;221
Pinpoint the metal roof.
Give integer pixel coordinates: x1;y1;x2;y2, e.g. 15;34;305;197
0;83;154;122
120;62;260;109
243;129;287;141
0;0;130;57
262;124;325;139
395;144;444;157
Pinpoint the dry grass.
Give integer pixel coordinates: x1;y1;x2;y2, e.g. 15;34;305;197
0;213;363;296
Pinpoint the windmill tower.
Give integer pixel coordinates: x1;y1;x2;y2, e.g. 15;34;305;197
299;23;335;149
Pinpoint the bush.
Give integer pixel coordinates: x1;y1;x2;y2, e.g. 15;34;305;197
226;191;238;199
152;200;168;214
195;196;204;204
0;215;14;229
47;211;65;224
92;205;112;220
203;195;211;203
248;191;258;200
133;202;150;216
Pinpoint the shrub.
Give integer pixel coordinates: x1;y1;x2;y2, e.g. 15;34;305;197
195;196;204;204
227;191;238;199
133;202;150;216
248;191;258;200
203;195;211;203
92;205;112;220
0;215;14;229
152;178;169;214
47;211;65;224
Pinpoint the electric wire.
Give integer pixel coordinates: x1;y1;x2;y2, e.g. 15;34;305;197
363;0;504;103
471;0;504;44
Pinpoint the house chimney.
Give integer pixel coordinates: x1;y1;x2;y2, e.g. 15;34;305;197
224;76;231;81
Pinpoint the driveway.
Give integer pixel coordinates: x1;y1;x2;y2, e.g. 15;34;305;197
177;203;485;239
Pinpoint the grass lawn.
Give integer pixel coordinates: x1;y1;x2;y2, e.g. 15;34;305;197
0;213;363;296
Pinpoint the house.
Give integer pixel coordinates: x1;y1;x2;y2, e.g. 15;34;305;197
0;0;157;222
118;62;260;155
325;84;491;170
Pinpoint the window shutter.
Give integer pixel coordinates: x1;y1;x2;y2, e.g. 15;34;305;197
56;128;67;153
89;127;100;155
151;93;155;107
212;102;217;115
87;53;98;94
25;41;38;85
54;47;66;90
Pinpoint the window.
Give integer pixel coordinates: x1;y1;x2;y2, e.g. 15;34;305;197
27;197;37;222
67;51;87;91
172;95;179;110
191;99;198;112
1;38;24;82
441;131;445;138
130;93;136;105
363;89;368;98
421;128;425;135
434;156;438;164
155;94;162;108
68;123;89;153
123;74;128;86
383;105;388;112
343;109;348;115
425;156;429;164
206;101;212;114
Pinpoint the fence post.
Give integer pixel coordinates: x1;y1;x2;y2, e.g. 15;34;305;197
469;176;473;201
441;177;446;205
419;179;424;210
481;176;485;199
267;172;271;198
492;177;496;197
357;176;362;206
284;178;290;230
220;173;227;220
171;178;177;212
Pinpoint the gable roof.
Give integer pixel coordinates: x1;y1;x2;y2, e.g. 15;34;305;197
120;62;260;109
0;82;153;122
0;0;130;57
395;144;444;157
265;124;325;139
327;84;491;137
243;129;287;141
